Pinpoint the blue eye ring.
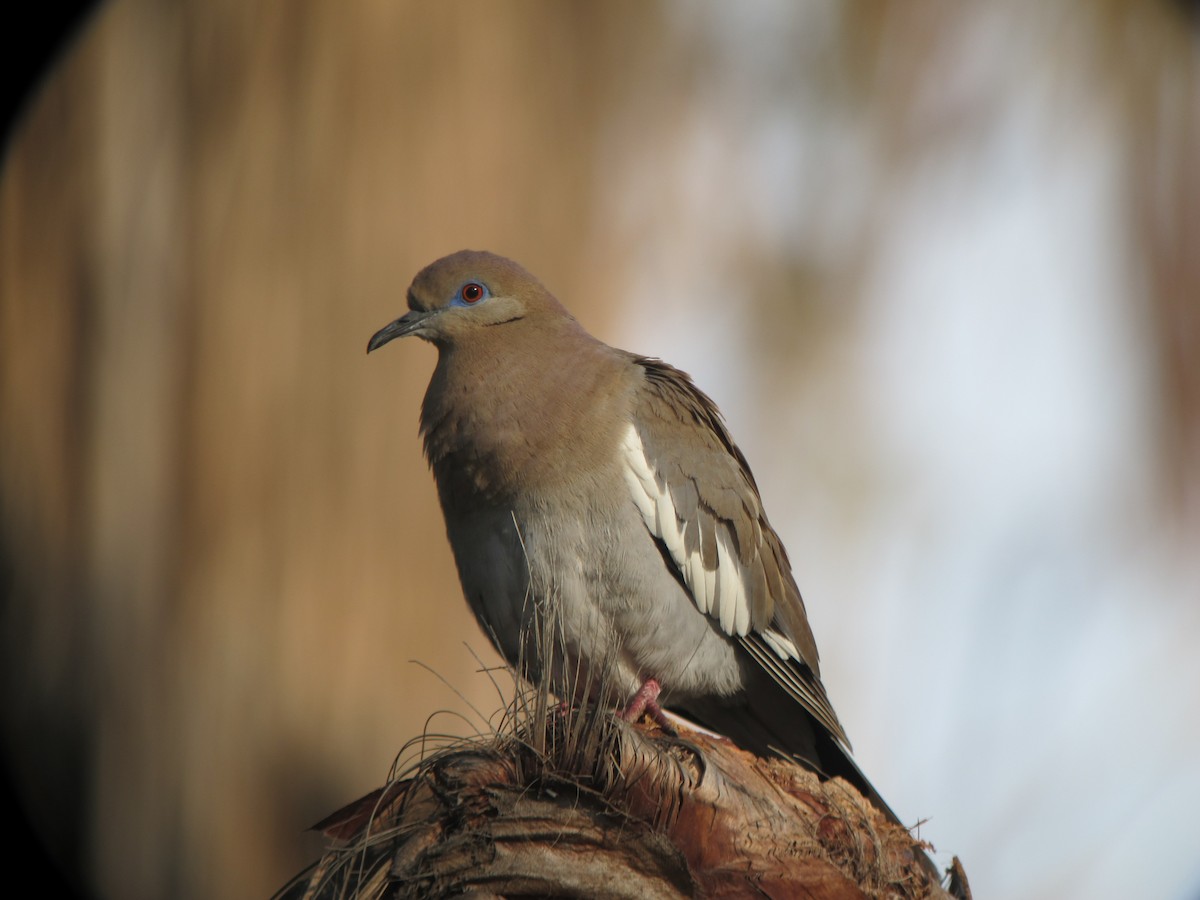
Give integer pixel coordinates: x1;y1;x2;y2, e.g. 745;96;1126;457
450;280;491;308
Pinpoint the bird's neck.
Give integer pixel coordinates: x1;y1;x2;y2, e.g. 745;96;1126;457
420;321;632;511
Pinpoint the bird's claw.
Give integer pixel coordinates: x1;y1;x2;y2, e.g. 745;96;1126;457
619;678;677;735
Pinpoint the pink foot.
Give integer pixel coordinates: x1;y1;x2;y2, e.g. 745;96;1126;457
618;678;677;734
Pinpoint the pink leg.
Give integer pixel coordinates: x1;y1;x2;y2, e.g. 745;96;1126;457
618;678;677;734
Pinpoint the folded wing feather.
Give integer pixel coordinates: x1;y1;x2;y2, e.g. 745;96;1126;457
623;357;851;750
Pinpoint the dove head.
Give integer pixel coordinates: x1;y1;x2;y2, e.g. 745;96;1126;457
367;250;571;353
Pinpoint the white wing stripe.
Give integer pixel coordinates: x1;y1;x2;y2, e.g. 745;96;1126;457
657;485;684;560
622;423;752;637
733;560;750;636
715;534;737;634
621;430;658;521
761;628;800;661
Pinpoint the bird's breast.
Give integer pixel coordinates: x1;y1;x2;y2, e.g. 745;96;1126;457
420;347;633;510
443;478;750;705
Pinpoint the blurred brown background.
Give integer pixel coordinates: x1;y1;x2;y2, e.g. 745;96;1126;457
2;3;1198;899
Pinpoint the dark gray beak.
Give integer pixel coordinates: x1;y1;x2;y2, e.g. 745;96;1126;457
366;309;440;353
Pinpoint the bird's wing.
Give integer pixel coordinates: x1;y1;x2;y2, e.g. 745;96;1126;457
623;357;850;749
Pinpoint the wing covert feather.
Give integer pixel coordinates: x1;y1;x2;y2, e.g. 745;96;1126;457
619;357;849;748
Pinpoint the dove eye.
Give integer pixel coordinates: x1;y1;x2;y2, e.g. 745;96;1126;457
460;283;484;304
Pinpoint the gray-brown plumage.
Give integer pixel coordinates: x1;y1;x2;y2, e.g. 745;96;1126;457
368;249;899;823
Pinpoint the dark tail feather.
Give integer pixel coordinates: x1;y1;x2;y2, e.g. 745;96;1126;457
675;690;899;819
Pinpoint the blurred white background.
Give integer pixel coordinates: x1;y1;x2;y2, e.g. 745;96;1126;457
3;2;1198;898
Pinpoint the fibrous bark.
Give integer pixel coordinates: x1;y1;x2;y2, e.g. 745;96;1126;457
278;708;969;900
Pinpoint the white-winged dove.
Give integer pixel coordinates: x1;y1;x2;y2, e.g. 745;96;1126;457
368;250;900;823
